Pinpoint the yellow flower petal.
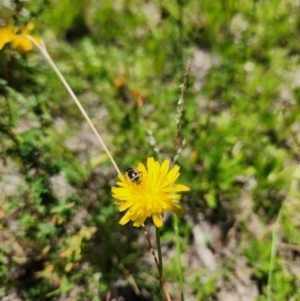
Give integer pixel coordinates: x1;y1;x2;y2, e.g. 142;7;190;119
160;160;170;177
168;203;185;217
19;22;35;35
119;211;131;225
152;214;163;228
167;165;180;183
164;184;190;192
112;158;190;228
11;36;33;53
119;201;135;212
26;22;35;32
137;162;146;174
0;26;17;50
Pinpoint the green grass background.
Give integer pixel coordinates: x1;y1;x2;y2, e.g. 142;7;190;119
1;0;300;300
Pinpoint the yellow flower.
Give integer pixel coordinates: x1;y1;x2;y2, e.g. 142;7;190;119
112;157;190;228
0;22;40;53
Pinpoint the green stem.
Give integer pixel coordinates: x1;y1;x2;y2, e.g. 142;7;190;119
267;210;281;300
156;227;163;300
173;214;184;301
142;224;171;301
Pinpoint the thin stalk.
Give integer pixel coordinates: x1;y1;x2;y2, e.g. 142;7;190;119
267;210;281;300
176;0;184;70
156;227;163;301
5;95;14;125
173;214;184;301
25;35;121;175
142;224;172;301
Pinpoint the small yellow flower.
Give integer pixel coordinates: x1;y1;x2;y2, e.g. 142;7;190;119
0;22;40;53
112;157;190;228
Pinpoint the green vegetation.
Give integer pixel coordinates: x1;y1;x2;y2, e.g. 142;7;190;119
1;0;300;300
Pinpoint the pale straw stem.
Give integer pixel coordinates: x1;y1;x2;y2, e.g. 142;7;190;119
25;35;121;175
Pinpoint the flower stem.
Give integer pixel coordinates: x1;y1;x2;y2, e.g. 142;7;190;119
155;227;163;301
142;224;172;301
26;35;121;175
267;210;281;301
173;214;185;301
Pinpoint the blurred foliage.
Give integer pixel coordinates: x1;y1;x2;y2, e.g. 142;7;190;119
2;0;300;300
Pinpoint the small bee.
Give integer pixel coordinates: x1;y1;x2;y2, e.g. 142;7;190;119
126;168;142;184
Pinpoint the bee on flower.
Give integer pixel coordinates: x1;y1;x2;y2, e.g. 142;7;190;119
112;157;190;228
125;167;142;184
